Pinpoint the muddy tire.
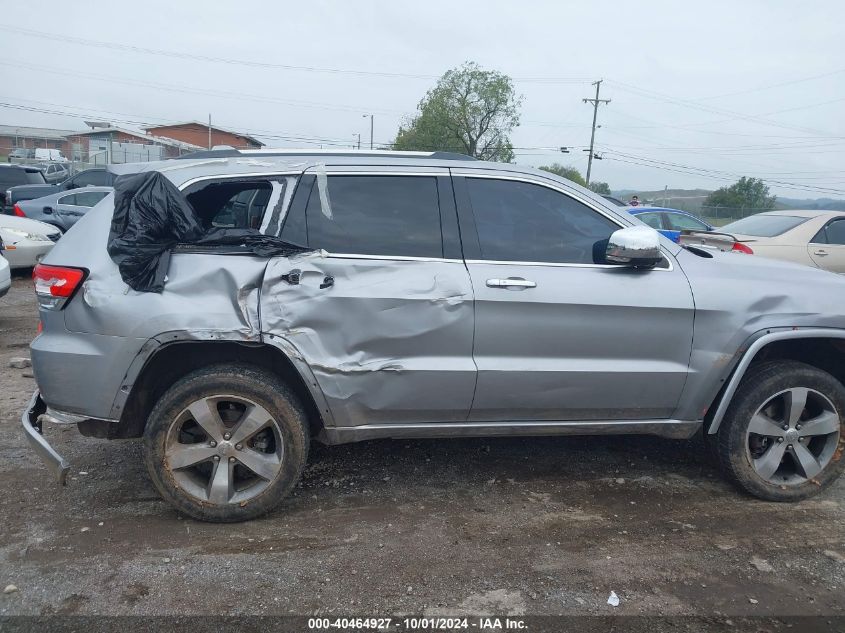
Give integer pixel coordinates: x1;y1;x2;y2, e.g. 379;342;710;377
716;361;845;502
143;364;309;522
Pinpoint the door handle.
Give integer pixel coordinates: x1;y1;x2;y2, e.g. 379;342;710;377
814;250;829;257
486;277;537;289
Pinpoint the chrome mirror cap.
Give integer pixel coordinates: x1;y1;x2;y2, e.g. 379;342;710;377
606;226;662;268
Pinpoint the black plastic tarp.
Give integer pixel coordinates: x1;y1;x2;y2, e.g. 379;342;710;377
107;171;307;292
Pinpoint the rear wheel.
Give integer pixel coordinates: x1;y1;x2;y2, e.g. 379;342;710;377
716;361;845;501
143;364;309;522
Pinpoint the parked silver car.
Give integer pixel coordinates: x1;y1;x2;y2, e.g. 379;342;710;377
23;150;845;522
40;162;71;184
15;186;113;232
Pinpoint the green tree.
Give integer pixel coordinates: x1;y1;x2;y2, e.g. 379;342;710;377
704;177;776;215
392;62;522;162
589;181;611;195
539;163;587;186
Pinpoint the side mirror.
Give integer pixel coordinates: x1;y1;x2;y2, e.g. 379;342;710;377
605;226;663;268
42;206;53;214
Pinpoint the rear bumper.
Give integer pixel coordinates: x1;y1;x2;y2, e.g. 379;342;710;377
21;390;70;485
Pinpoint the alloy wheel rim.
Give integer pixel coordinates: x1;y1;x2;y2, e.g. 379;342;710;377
746;387;840;486
164;395;284;505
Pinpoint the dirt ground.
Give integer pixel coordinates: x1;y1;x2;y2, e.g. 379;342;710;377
1;272;844;619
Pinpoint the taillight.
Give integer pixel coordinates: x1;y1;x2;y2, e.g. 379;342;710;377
13;203;25;217
32;264;86;310
731;242;754;255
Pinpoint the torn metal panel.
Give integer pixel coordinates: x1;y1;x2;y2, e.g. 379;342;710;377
260;253;476;428
66;252;268;341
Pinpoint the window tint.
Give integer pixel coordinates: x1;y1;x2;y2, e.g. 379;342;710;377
635;212;664;230
74;170;110;187
305;175;443;258
823;220;845;245
664;212;708;231
58;193;77;205
0;168;45;186
72;191;109;207
466;178;619;264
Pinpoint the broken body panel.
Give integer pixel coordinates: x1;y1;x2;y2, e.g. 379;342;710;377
27;154;845;451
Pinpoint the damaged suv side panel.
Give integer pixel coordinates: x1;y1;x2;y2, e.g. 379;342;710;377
260;166;476;428
260;253;476;428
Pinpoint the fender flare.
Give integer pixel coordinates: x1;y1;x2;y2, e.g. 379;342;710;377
707;327;845;434
109;330;336;430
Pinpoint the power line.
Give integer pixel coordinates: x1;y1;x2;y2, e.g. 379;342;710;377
602;150;845;196
692;67;845;102
582;79;610;185
605;79;844;139
0;59;407;116
0;24;591;85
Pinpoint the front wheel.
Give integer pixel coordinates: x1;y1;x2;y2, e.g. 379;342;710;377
716;360;845;502
143;364;309;522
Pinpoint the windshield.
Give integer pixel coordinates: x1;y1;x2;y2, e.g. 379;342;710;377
721;214;808;237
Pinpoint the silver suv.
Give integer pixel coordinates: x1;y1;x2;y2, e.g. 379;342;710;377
23;150;845;522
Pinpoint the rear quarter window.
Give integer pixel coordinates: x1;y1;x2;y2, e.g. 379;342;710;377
0;168;46;186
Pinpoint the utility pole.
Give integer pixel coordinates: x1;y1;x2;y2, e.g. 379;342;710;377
208;114;212;150
363;114;374;149
582;80;610;186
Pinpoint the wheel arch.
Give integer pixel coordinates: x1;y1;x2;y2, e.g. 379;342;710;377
706;328;845;434
108;334;332;441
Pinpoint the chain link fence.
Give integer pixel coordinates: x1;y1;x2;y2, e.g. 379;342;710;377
699;205;777;222
2;139;187;179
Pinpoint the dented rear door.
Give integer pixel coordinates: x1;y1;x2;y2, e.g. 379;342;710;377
260;166;476;429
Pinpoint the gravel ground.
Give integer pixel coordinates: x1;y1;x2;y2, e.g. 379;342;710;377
1;273;844;618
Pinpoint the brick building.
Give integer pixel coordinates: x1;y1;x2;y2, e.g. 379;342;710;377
143;122;264;150
66;125;203;163
0;125;76;157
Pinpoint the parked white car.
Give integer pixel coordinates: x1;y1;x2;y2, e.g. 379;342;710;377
0;243;10;298
0;215;61;268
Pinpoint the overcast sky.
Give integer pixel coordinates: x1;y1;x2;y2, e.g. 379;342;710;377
2;1;844;198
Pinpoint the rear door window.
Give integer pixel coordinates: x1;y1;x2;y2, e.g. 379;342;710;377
815;219;845;245
303;175;443;258
664;212;709;231
73;170;111;187
71;191;109;207
635;212;664;230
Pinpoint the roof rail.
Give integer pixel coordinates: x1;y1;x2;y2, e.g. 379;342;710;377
174;148;477;161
